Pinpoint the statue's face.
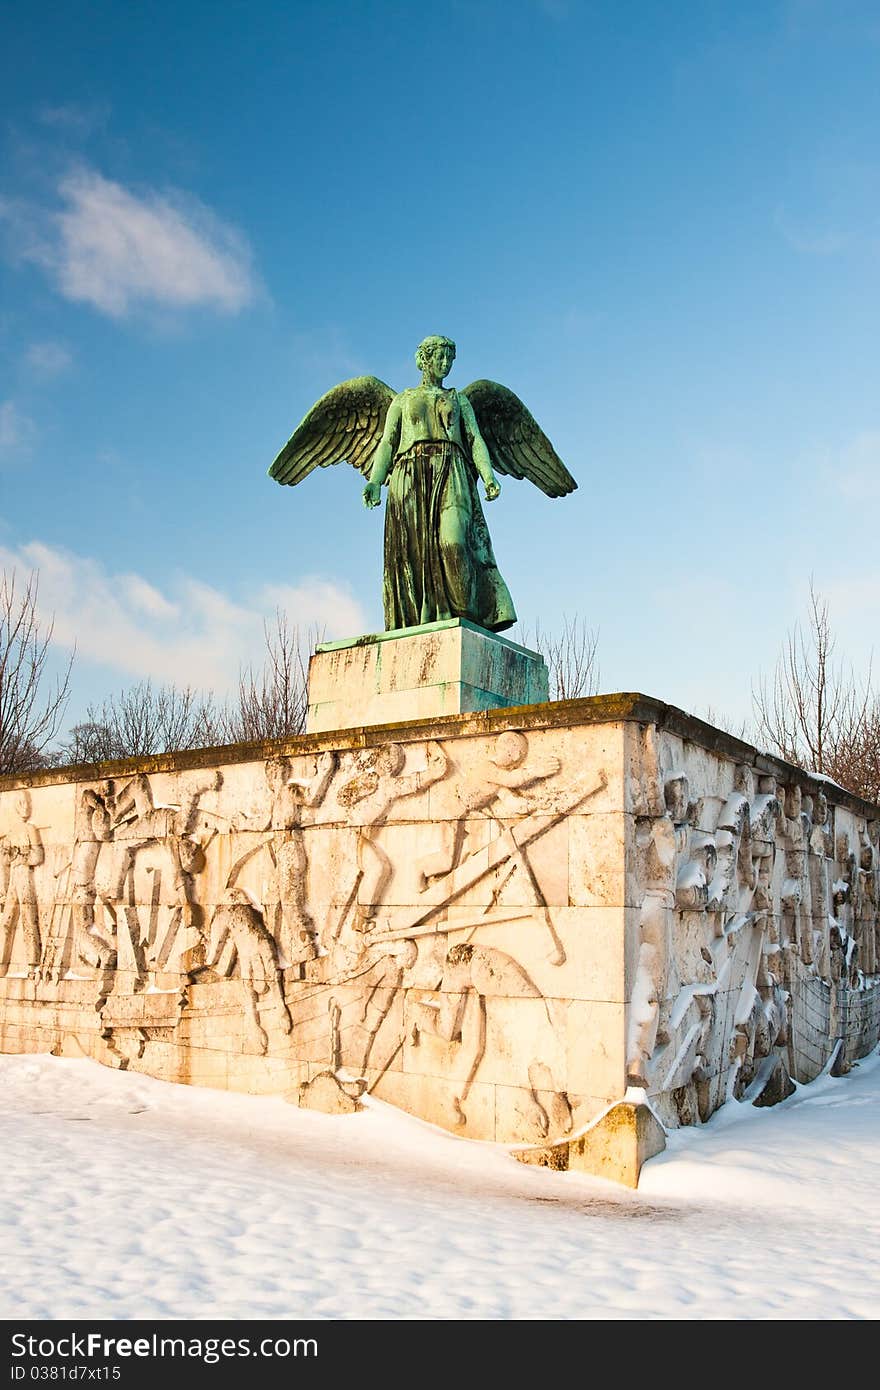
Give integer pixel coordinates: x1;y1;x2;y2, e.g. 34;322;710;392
376;743;405;778
664;775;689;823
429;342;455;379
492;731;527;770
265;759;285;790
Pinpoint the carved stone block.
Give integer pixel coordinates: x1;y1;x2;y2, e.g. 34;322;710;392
1;692;878;1189
306;620;548;733
515;1095;666;1188
294;1071;364;1114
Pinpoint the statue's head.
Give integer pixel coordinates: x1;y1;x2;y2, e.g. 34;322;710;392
264;756;288;790
415;335;456;378
490;731;527;771
664;773;689;824
733;764;754;799
375;742;406;778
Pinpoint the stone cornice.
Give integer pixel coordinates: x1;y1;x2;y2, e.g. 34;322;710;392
3;691;878;819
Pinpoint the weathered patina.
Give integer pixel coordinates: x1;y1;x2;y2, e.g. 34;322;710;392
268;336;577;633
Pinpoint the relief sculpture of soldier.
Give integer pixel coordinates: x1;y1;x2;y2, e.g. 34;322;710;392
44;787;117;981
104;769;222;977
0;792;44;977
269;335;577;632
234;752;336;969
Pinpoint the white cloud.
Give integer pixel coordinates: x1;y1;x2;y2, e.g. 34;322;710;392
0;400;36;456
56;169;256;316
823;574;880;610
0;541;366;692
25;341;72;376
833;431;880;500
37;102;109;136
0;194;53;267
774;574;877;693
808;574;879;688
2;166;258;318
774;204;848;256
118;573;179;621
260;579;370;637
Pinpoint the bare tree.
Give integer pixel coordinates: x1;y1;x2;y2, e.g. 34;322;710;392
753;582;877;799
62;720;123;765
60;680;223;762
521;615;600;701
52;612;319;765
700;706;752;740
823;694;880;805
226;611;318;742
0;569;73;774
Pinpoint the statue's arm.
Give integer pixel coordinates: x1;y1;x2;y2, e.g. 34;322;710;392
459;393;500;501
27;824;45;868
307;750;337;808
363;397;402;509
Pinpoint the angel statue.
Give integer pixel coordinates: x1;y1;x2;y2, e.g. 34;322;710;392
268;334;576;634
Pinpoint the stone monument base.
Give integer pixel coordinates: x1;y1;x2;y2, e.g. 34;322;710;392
2;692;879;1190
514;1094;667;1188
305;618;549;733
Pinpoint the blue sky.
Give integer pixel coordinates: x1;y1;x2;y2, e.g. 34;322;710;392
1;0;878;730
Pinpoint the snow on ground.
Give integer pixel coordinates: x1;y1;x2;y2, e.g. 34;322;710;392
1;1049;878;1320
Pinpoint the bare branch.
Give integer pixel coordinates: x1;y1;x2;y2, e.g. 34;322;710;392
0;569;73;773
58;680;222;763
54;612;319;765
752;579;877;800
225;611;319;742
520;614;600;702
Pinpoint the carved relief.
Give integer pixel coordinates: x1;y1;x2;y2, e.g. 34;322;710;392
0;792;44;976
411;942;550;1125
333;937;418;1077
628;759;793;1111
863;821;880;976
336;741;446;933
778;784;812;967
708;765;756;918
107;769;222;978
627;771;716;1089
205;888;292;1052
749;775;780;917
228;753;336;971
0;837;11;900
318;730;598;1137
627;725;880;1124
627;786;678;1084
263;751;335;967
0;712;876;1150
43;787;117;981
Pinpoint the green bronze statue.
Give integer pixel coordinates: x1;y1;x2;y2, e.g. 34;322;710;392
268;335;576;634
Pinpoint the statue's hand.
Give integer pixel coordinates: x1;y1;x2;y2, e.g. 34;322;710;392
484;479;501;502
363;481;382;509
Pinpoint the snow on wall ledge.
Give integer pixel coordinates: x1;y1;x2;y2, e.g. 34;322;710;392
0;695;878;1182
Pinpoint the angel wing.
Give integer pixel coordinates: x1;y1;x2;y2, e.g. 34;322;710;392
268;376;396;486
461;380;577;498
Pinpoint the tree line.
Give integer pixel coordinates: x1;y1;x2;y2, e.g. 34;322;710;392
1;566;877;804
0;570;315;771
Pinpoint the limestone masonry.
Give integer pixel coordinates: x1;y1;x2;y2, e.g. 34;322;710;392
306;619;549;732
1;693;878;1184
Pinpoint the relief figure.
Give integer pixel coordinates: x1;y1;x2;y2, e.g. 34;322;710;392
206;889;292;1052
0;792;44;976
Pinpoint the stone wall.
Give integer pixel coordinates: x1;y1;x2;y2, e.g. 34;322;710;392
624;717;880;1128
1;695;877;1174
